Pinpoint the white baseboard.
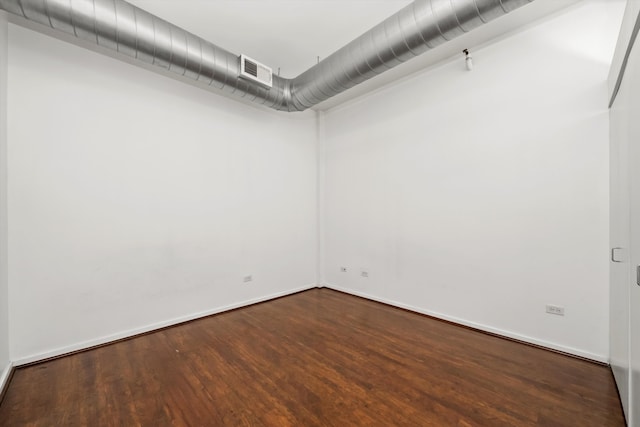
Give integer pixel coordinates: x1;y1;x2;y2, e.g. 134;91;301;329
324;283;608;364
12;283;608;366
14;284;318;366
0;361;13;394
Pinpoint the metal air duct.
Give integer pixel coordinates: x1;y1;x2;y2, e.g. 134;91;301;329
0;0;534;111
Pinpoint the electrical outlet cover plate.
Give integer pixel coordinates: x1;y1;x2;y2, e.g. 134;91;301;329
546;305;565;316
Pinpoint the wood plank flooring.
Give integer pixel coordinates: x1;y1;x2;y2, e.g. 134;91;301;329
0;288;625;426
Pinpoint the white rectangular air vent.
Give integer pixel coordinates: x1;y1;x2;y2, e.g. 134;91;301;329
239;54;273;89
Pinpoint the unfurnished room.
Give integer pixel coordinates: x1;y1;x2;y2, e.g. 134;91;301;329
0;0;638;425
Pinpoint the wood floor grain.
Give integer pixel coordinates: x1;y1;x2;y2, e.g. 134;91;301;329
0;288;625;426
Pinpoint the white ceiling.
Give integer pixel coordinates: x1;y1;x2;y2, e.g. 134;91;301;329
127;0;590;110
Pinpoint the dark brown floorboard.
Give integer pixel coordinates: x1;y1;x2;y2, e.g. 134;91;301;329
0;288;625;426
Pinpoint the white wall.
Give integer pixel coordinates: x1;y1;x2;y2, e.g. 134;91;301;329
323;1;623;362
610;62;631;420
7;26;318;363
609;1;639;420
0;11;11;386
627;37;640;425
610;12;640;422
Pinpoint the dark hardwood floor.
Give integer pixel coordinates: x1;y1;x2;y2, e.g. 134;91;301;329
0;288;625;426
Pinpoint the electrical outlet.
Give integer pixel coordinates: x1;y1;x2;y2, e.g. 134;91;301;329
361;270;369;278
340;266;347;273
243;275;253;283
546;305;564;316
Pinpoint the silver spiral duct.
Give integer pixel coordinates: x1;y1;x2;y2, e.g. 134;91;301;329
0;0;534;111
